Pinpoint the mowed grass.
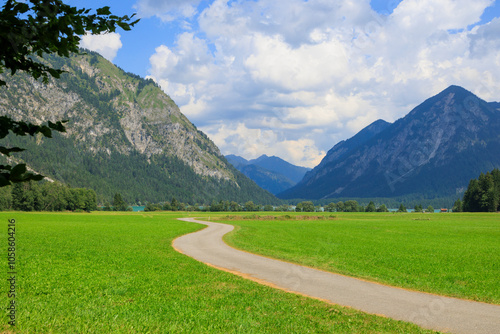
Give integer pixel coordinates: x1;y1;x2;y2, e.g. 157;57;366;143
222;212;500;304
0;212;436;333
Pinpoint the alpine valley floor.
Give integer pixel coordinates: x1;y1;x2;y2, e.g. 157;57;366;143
174;215;500;334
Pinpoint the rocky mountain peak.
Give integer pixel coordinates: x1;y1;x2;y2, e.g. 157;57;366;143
279;85;500;200
0;51;277;204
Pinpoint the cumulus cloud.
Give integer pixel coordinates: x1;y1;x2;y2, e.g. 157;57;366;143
146;0;500;167
469;17;500;59
391;0;492;31
80;32;122;61
205;122;326;168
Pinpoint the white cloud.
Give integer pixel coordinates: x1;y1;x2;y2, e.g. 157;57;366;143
80;32;122;62
205;122;325;168
146;0;500;167
244;34;349;91
149;33;214;83
469;17;500;59
391;0;493;31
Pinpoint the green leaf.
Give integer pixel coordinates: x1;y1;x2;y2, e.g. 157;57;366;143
30;174;45;181
38;126;52;138
117;21;131;31
0;175;10;187
48;120;68;133
0;146;25;156
11;164;27;177
96;6;111;15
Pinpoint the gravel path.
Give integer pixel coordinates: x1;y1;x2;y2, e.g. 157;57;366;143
173;217;500;334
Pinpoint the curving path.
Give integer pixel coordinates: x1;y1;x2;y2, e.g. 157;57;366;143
173;218;500;334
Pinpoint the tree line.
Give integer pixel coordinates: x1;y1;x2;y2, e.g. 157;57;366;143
456;168;500;212
144;200;271;212
3;169;498;213
0;181;97;212
0;183;142;212
143;199;435;213
2;131;278;206
296;200;434;213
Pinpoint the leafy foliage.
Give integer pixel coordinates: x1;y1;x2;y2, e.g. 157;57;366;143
295;201;315;212
112;192;129;211
0;116;67;186
365;201;376;212
0;0;138;86
397;203;407;212
377;204;389;212
462;168;500;212
0;0;138;186
452;199;463;212
4;181;97;211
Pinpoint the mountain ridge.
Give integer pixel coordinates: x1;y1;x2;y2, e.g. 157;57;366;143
0;50;277;204
247;154;311;183
279;85;500;200
301;119;391;185
226;154;310;195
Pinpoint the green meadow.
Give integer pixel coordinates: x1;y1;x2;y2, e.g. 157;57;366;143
1;212;435;333
222;212;500;304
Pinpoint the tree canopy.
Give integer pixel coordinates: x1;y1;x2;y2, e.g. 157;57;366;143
0;0;138;186
112;193;128;211
462;169;500;212
2;181;97;212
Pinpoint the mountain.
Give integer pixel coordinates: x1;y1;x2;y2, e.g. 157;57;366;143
489;102;500;110
303;119;391;181
249;155;311;183
226;154;249;169
226;154;310;195
279;85;500;200
0;51;277;205
239;164;296;195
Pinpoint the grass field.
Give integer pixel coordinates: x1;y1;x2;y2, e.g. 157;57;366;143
222;212;500;304
0;212;436;333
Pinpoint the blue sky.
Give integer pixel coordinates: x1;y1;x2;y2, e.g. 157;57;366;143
30;1;500;166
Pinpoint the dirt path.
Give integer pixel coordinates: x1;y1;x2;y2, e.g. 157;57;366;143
173;217;500;334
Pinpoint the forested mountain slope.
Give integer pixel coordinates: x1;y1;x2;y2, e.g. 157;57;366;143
0;50;276;204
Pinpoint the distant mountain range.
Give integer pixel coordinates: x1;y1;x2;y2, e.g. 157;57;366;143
2;52;497;205
279;85;500;200
226;154;310;195
0;51;277;205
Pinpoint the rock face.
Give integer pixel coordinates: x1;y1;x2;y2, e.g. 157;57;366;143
0;51;276;204
1;52;230;180
279;85;500;200
303;119;391;182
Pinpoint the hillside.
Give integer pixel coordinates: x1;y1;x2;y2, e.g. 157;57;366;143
0;50;277;205
226;154;310;195
304;119;391;179
248;155;311;183
280;85;500;200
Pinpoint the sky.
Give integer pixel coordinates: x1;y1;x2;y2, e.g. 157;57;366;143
72;1;500;167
